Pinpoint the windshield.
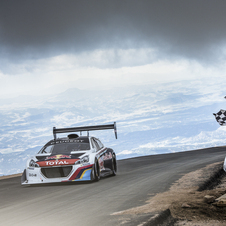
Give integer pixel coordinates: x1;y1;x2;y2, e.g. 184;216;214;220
39;141;90;154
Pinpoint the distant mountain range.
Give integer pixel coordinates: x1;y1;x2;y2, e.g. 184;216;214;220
1;80;226;176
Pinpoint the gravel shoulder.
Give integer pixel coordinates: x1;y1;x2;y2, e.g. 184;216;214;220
113;161;226;226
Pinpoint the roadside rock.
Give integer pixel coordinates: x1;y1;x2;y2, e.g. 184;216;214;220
181;203;191;208
204;195;215;204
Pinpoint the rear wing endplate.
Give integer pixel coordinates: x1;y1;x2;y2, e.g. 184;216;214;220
53;122;117;140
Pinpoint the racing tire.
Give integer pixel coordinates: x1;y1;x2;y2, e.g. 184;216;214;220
91;159;100;182
111;154;117;176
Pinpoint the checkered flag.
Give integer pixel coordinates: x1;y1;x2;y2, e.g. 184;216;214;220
213;109;226;126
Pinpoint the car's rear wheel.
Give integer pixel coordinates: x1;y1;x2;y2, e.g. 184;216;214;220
91;159;100;182
112;154;117;176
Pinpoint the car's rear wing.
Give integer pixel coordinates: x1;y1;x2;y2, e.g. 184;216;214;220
53;122;117;140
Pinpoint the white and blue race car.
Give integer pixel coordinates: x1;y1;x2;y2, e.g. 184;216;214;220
21;123;117;185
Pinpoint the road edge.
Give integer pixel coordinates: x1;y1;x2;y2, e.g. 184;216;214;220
142;162;224;226
141;209;175;226
0;173;22;180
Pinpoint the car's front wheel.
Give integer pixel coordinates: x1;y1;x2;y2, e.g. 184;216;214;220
91;159;100;182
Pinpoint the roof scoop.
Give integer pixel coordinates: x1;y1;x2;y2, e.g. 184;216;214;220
68;134;79;139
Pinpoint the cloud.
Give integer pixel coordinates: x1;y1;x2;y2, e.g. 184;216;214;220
1;1;226;64
11;112;30;123
0;55;198;97
139;126;226;152
50;113;85;128
0;48;158;74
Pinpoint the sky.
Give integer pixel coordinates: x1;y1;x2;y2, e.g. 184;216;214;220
2;1;226;175
1;1;226;98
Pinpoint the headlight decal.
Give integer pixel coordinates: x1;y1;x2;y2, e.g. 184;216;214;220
81;155;89;163
75;155;89;165
29;159;40;168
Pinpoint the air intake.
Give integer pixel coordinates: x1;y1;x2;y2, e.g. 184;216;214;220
68;134;79;139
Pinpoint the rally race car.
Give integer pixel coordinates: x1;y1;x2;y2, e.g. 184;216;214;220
21;123;117;185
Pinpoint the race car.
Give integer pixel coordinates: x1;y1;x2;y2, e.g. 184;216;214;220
21;123;117;185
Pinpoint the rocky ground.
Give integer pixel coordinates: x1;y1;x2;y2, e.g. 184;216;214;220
173;173;226;225
113;161;226;225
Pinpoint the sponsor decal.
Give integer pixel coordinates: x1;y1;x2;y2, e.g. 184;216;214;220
96;148;107;158
29;173;37;177
37;158;79;167
45;154;71;160
98;152;112;170
28;167;34;170
103;152;112;160
99;157;104;170
46;160;69;166
49;140;85;145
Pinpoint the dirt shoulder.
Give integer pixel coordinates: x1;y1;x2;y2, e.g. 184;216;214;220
0;173;22;180
113;161;226;225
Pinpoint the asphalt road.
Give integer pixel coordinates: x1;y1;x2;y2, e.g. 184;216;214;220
0;147;226;226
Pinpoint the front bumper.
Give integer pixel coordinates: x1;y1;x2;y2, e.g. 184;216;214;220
21;164;93;185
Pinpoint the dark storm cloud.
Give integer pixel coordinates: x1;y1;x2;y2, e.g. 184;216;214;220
1;0;226;63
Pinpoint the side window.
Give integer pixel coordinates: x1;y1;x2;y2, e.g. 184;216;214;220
93;138;100;151
96;139;104;149
90;139;95;149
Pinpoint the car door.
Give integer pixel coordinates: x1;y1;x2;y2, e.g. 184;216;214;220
95;138;113;172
